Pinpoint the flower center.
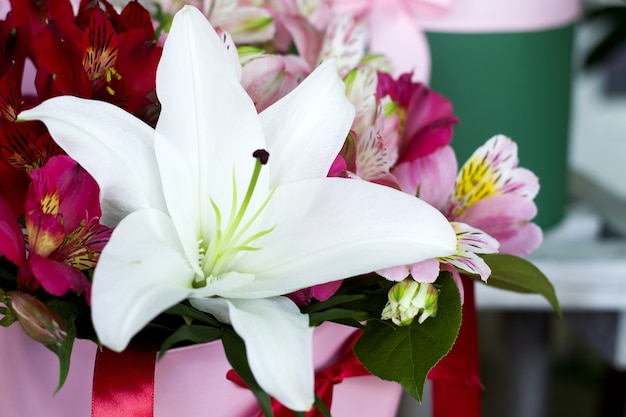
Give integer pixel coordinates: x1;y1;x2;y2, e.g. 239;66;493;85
450;156;499;217
194;150;275;287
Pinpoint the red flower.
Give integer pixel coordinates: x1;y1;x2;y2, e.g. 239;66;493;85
0;158;28;216
7;0;161;114
0;69;64;213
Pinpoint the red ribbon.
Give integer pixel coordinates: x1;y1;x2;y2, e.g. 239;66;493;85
428;276;483;417
92;344;157;417
228;330;370;417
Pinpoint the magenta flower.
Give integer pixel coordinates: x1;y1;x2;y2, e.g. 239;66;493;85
377;72;458;164
341;69;458;186
0;155;112;300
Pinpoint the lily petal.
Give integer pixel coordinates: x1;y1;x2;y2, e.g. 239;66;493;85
18;96;165;226
259;60;355;185
191;296;314;411
228;177;456;298
91;208;194;351
155;6;267;249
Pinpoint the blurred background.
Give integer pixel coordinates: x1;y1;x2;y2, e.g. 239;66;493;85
398;0;626;416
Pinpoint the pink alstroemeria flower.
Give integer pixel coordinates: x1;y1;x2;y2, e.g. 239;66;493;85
0;155;112;300
377;221;499;301
394;135;543;257
240;7;367;112
379;135;541;300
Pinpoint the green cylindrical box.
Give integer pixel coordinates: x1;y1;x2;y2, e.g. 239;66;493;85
417;2;581;229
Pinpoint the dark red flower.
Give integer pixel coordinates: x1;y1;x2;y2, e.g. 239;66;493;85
7;0;161;113
0;68;64;214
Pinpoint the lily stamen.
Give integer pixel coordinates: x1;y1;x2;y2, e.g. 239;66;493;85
200;150;274;280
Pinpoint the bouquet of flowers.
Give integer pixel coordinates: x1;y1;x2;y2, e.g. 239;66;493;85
0;0;559;415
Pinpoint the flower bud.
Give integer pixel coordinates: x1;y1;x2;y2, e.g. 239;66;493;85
381;279;439;326
8;291;66;346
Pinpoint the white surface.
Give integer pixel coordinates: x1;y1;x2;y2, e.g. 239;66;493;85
570;21;626;200
570;71;626;201
477;205;626;311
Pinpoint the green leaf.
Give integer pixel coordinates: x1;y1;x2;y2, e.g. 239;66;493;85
0;296;15;326
222;328;274;417
152;2;174;39
353;274;462;402
158;325;222;358
481;254;561;316
301;294;368;313
313;394;332;417
0;311;16;326
164;302;222;327
45;300;78;394
307;308;370;327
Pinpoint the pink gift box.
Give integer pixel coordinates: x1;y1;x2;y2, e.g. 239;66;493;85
416;0;581;32
0;322;403;416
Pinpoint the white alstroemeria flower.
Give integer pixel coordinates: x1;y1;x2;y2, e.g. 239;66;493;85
19;6;456;411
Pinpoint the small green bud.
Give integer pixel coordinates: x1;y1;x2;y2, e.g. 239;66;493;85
381;279;439;326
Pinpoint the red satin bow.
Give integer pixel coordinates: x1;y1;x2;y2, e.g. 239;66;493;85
92;343;157;417
227;330;369;417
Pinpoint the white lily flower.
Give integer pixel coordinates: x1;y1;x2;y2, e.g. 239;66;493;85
19;6;456;411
